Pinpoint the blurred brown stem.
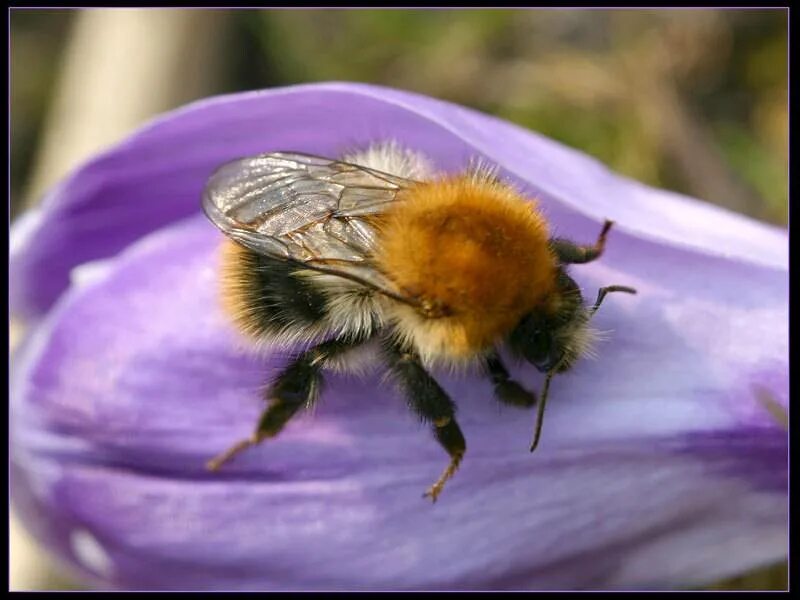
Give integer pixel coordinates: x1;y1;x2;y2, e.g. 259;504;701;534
22;9;229;210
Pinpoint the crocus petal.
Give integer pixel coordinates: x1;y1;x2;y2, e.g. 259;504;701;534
10;82;786;321
11;84;787;591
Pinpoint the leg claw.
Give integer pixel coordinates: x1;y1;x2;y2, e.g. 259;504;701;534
423;486;442;503
205;434;262;472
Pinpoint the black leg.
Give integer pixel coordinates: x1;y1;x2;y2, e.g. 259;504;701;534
550;219;614;265
485;351;537;408
382;341;466;502
207;337;363;471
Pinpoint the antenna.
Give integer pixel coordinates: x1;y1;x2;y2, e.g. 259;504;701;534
529;284;637;453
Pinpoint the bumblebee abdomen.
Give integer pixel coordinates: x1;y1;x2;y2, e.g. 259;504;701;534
376;175;557;358
219;240;329;343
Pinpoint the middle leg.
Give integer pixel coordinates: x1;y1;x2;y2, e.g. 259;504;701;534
382;340;466;502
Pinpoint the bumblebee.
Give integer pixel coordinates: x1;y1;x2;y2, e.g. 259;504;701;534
202;142;635;501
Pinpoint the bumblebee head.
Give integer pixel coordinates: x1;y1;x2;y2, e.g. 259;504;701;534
509;271;594;373
509;277;637;374
509;309;590;374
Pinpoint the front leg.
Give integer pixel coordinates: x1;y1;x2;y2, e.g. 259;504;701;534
485;351;537;408
207;336;364;471
382;340;466;503
550;219;614;265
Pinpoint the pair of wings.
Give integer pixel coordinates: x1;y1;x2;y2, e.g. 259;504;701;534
202;152;420;305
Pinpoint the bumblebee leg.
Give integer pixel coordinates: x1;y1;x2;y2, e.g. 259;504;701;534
425;419;466;503
485;351;537;408
382;342;466;503
550;219;614;264
207;337;362;471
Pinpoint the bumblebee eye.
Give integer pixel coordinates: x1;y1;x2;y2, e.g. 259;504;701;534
509;314;552;367
528;328;551;363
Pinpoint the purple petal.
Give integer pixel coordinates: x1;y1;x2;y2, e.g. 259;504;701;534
10;82;787;321
12;84;787;589
12;210;786;588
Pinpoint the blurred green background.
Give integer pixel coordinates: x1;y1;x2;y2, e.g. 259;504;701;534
9;8;788;591
11;9;787;225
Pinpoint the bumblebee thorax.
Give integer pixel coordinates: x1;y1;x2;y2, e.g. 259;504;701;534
377;175;558;359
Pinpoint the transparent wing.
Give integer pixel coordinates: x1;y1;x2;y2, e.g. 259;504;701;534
202;151;416;296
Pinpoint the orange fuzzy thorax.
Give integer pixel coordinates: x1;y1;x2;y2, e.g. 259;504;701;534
375;174;558;360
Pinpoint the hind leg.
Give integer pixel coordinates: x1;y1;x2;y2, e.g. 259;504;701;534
382;341;466;502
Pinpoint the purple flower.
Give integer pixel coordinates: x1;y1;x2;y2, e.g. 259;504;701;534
11;83;787;591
